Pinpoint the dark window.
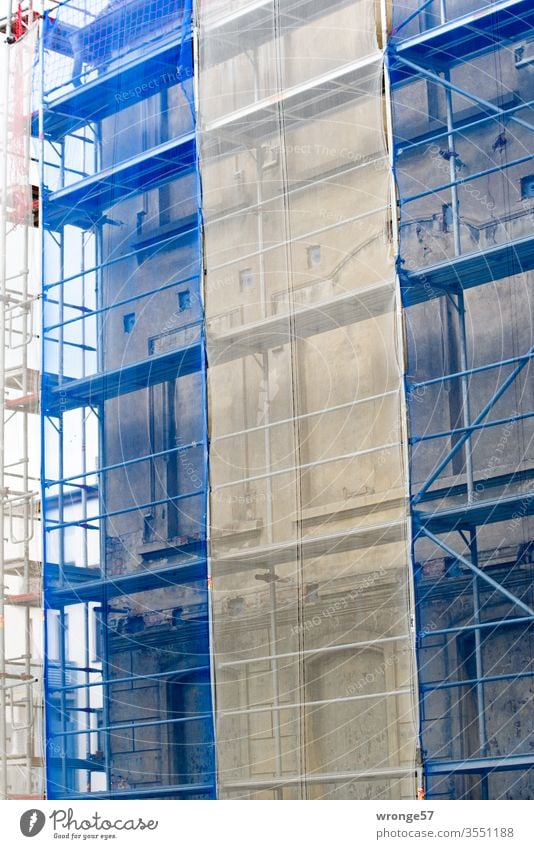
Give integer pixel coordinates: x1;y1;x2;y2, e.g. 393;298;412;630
123;312;136;333
307;245;321;267
239;268;253;291
521;175;534;199
178;289;191;311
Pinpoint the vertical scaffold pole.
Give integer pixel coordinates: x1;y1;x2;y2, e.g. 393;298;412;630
0;0;15;801
381;0;421;800
469;530;489;799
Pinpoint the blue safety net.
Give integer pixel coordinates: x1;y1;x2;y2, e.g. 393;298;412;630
40;0;215;799
389;0;534;799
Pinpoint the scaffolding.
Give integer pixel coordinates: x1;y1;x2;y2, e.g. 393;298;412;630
40;0;215;799
39;0;420;800
35;0;534;802
0;3;43;800
389;0;534;798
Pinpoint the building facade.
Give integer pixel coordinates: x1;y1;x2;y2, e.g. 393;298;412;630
5;0;529;800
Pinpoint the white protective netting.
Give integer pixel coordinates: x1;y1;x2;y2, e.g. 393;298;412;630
197;0;418;799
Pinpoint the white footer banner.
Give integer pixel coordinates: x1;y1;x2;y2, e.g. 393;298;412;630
2;800;531;848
